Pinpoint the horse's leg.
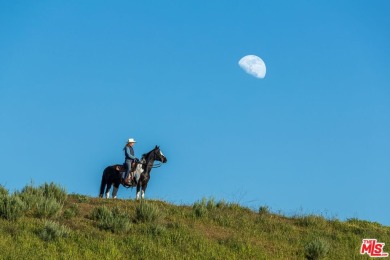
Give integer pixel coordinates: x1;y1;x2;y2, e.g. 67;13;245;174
112;184;119;199
106;182;112;199
141;182;148;199
99;172;107;198
136;181;141;200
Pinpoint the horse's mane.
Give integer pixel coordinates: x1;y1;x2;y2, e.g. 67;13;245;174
142;147;158;159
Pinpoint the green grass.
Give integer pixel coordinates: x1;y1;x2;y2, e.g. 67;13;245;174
0;184;389;259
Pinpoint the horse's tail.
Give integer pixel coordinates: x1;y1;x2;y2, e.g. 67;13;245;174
99;167;108;197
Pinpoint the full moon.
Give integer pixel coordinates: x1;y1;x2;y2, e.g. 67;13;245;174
238;55;266;79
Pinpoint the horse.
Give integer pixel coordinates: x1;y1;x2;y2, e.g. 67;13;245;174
99;145;167;199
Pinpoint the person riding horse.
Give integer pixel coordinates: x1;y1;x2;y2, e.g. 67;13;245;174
100;145;167;199
123;138;139;185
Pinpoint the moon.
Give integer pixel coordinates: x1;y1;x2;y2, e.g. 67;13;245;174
238;55;266;79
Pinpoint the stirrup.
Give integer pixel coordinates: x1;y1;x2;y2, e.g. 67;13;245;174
121;178;132;187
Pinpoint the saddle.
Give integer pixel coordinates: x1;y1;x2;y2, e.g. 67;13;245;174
115;163;138;173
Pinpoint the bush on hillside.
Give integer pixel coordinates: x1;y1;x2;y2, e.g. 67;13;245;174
17;184;43;211
145;223;167;236
91;205;112;221
0;185;8;196
135;201;162;223
192;197;221;218
38;220;70;241
206;197;216;210
193;199;208;218
63;204;79;219
216;199;228;209
14;182;66;218
40;182;67;204
304;237;329;260
0;195;26;221
34;197;63;218
91;206;131;233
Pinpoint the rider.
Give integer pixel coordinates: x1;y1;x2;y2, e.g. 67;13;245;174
123;138;138;184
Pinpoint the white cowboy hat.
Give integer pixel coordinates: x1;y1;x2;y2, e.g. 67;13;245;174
127;138;137;143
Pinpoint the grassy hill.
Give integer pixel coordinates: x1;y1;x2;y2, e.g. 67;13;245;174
0;183;389;259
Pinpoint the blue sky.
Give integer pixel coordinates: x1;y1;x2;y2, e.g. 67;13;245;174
1;1;389;226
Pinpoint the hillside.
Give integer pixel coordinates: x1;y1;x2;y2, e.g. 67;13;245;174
0;183;389;259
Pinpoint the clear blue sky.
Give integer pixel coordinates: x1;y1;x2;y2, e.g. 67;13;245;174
1;1;389;226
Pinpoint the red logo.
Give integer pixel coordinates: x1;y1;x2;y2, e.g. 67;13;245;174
360;239;389;258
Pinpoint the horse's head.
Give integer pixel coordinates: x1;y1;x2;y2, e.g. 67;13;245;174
153;145;167;163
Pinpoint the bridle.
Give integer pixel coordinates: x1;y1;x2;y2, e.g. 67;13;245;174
138;149;165;168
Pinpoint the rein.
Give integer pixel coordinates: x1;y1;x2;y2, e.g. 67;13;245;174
151;162;162;168
138;161;162;168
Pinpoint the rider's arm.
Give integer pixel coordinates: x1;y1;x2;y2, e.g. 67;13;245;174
125;146;136;160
